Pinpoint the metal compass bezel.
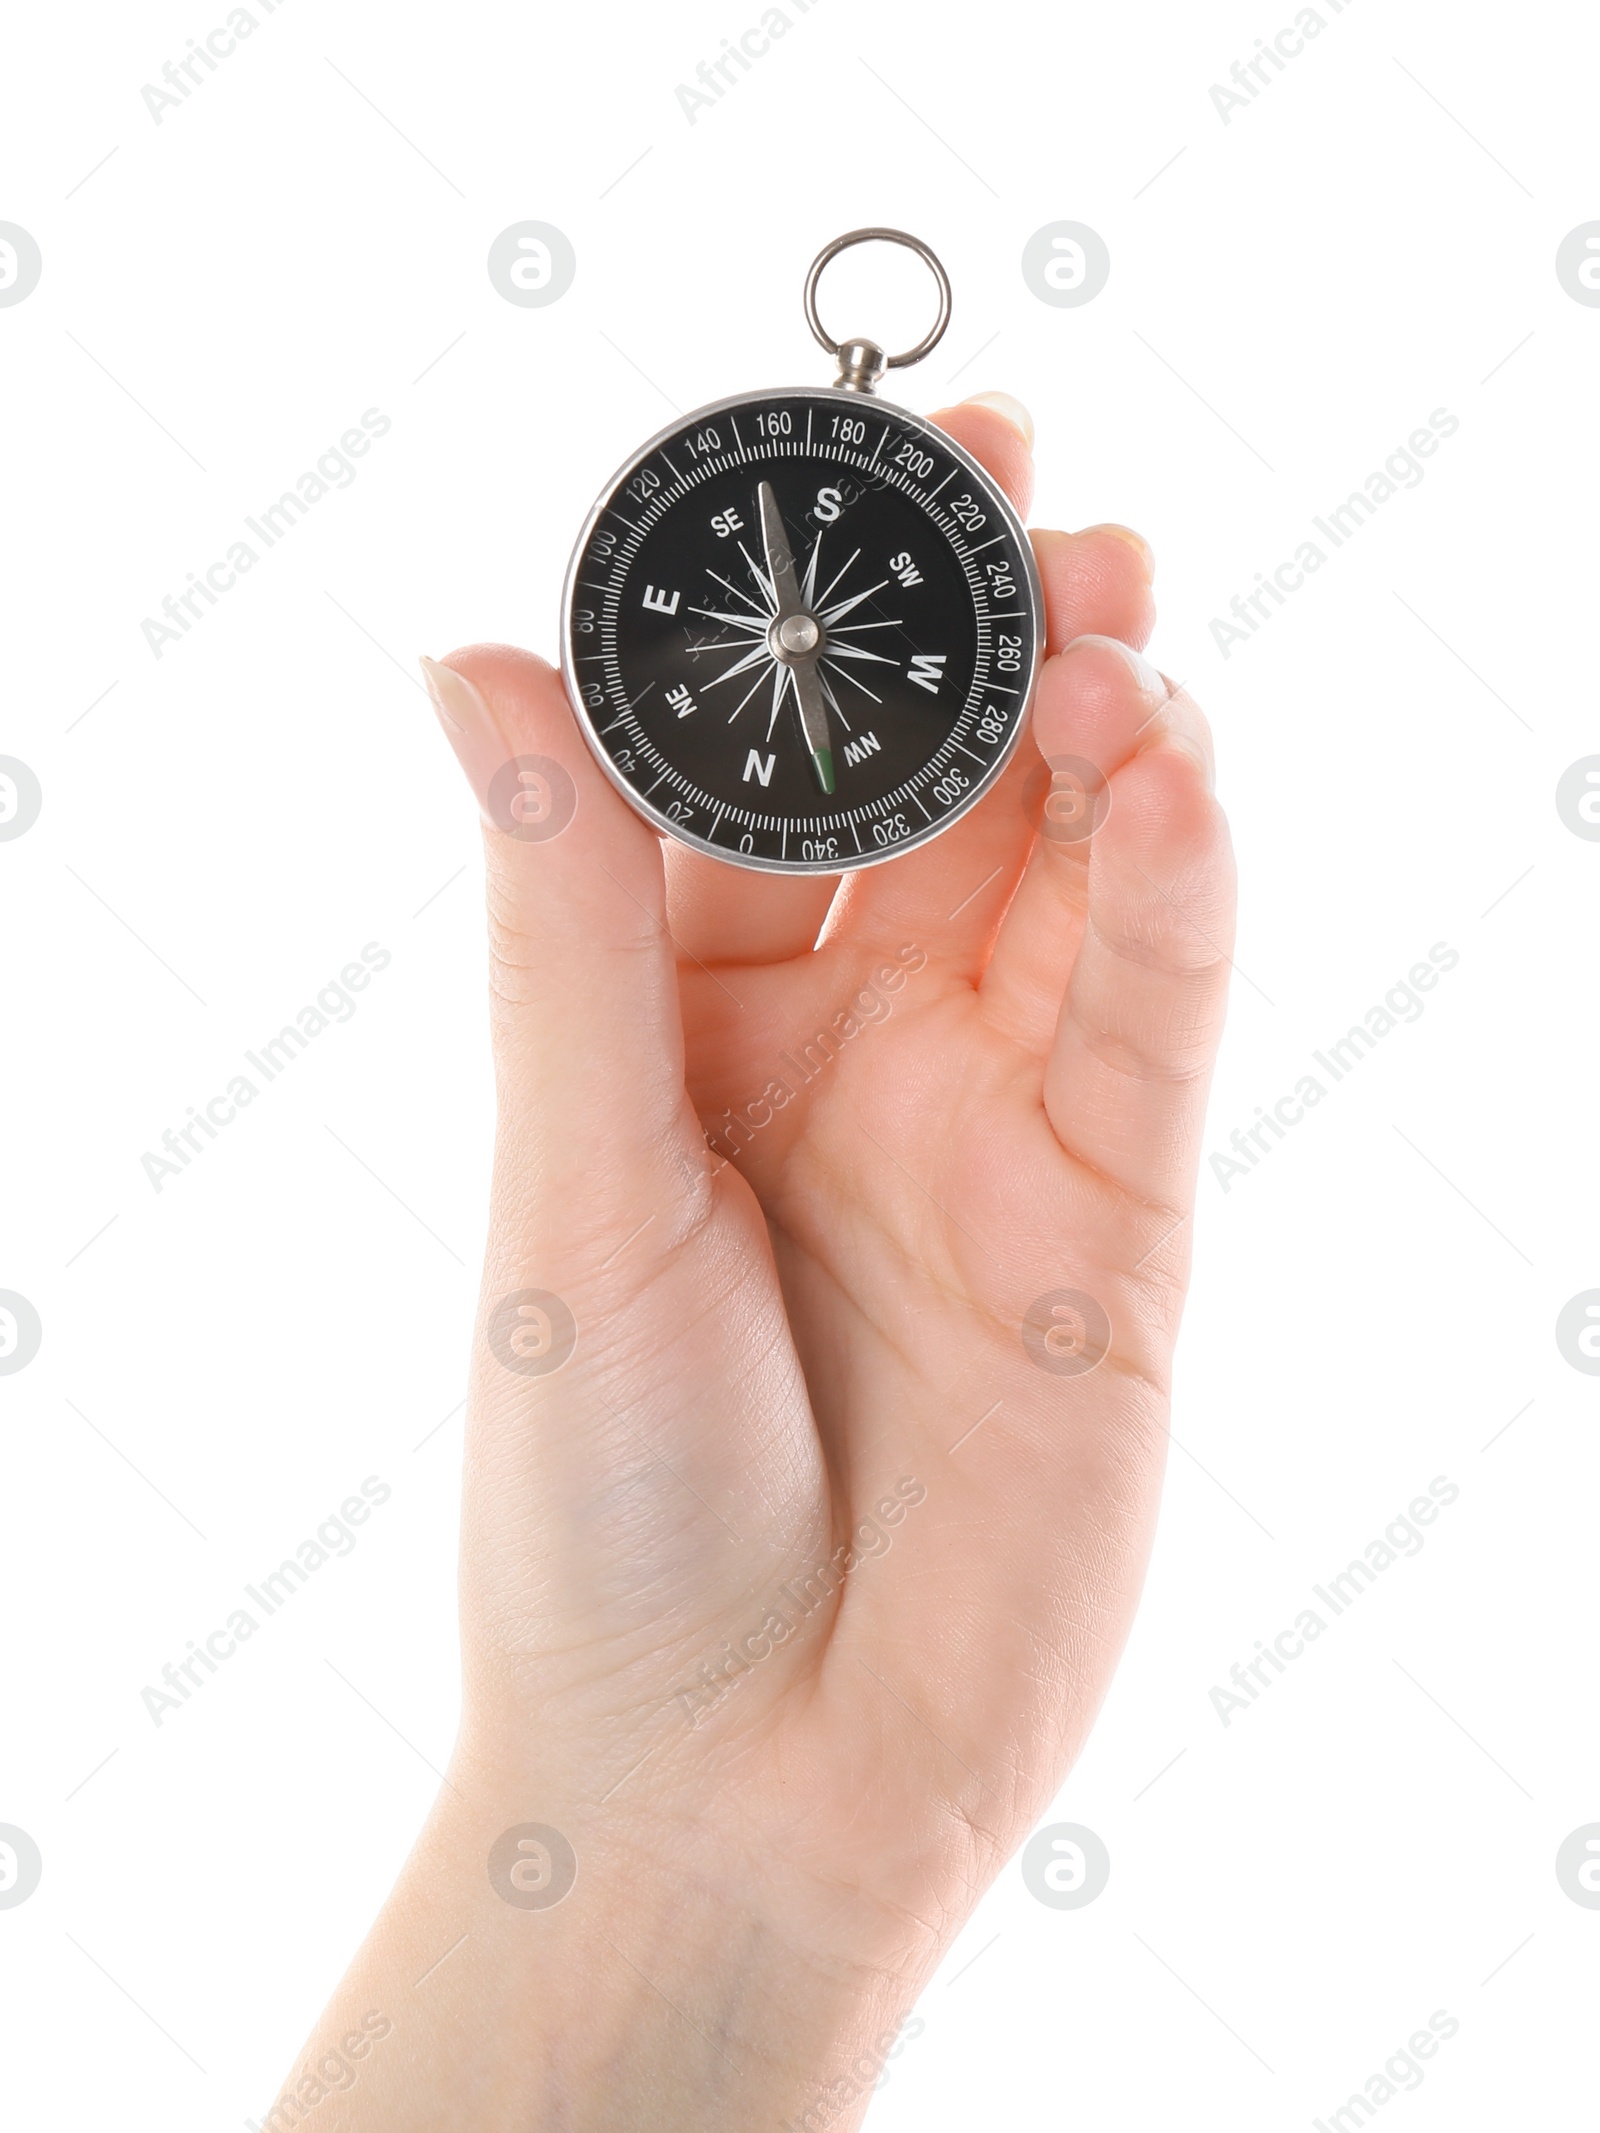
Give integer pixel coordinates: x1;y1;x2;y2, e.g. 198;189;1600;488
558;382;1043;876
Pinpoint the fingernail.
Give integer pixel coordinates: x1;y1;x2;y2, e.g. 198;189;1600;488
1103;637;1166;699
419;655;507;818
1084;522;1154;577
961;392;1034;448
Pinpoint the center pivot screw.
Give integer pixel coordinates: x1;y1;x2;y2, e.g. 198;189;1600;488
773;613;821;658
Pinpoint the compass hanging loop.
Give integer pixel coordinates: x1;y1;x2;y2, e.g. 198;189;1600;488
803;229;953;394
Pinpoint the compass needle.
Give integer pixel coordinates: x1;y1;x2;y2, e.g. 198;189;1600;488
758;478;834;795
560;231;1037;868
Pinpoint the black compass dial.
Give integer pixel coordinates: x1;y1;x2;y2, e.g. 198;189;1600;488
561;388;1041;874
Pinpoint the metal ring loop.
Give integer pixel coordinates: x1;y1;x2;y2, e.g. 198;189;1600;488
803;228;952;370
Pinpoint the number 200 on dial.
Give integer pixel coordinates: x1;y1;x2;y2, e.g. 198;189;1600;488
560;388;1042;874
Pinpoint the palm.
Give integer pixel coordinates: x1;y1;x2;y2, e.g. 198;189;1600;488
451;402;1232;1988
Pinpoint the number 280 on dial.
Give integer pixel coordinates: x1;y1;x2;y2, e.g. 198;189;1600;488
560;387;1042;875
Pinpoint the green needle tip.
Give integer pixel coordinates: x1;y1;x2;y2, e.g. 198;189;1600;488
813;747;835;796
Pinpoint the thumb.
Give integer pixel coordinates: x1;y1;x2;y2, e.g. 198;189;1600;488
420;646;707;1248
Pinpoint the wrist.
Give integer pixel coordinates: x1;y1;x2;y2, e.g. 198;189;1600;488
295;1740;914;2133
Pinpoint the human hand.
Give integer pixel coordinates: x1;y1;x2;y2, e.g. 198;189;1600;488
285;395;1233;2133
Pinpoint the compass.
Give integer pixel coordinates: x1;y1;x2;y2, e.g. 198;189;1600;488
560;228;1042;874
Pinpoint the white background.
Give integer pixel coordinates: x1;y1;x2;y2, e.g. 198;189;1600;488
2;0;1597;2125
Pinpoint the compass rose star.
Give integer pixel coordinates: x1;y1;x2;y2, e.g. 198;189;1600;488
689;513;906;752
